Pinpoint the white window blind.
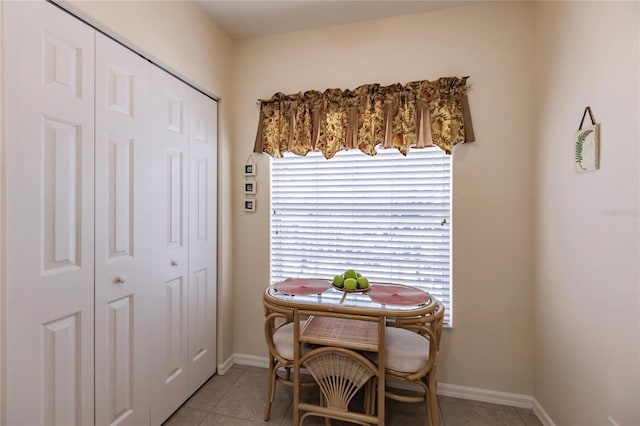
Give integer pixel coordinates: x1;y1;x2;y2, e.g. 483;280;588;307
270;147;452;324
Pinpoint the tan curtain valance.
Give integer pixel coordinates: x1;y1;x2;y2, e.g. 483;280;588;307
253;76;474;159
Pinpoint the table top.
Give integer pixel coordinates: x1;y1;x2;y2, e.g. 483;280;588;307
265;278;439;317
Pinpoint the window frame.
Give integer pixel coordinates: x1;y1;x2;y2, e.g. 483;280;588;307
269;147;453;325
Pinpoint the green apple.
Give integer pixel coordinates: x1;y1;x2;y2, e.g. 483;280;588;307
333;275;345;288
344;269;358;279
357;276;369;289
343;278;358;290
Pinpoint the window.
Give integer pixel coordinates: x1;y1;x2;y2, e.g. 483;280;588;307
270;147;452;324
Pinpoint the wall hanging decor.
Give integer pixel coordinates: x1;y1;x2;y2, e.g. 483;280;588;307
244;181;256;195
243;154;257;212
574;106;600;172
244;157;256;176
244;199;256;212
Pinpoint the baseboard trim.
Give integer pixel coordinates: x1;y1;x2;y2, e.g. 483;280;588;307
438;383;555;426
532;397;556;426
233;353;269;369
437;382;533;409
216;354;236;375
218;353;268;374
229;353;555;426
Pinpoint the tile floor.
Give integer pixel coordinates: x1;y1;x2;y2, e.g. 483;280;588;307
163;365;543;426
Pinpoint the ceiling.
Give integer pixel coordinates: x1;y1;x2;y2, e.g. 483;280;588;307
195;1;480;40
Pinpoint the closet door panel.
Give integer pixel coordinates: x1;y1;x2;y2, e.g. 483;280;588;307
188;92;218;393
3;2;95;425
150;66;190;425
94;33;152;426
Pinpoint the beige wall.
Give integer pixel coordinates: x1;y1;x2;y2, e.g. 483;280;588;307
231;1;537;395
64;0;236;363
533;2;640;425
0;0;3;412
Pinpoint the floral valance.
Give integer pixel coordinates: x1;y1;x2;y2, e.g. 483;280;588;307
253;76;474;159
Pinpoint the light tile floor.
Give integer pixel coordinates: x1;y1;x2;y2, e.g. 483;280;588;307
163;365;543;426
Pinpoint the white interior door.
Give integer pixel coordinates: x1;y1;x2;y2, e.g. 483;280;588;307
189;89;218;392
149;66;190;425
187;91;218;393
94;33;152;426
3;2;95;425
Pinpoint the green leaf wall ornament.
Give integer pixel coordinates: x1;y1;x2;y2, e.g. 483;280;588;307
575;128;593;171
574;106;599;172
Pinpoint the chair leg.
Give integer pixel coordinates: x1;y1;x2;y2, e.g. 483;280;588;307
264;360;277;421
426;372;438;426
364;379;375;416
318;393;332;426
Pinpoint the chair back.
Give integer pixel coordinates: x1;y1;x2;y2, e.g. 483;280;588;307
300;346;377;411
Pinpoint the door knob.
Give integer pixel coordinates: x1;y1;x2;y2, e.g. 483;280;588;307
114;276;126;284
171;260;178;266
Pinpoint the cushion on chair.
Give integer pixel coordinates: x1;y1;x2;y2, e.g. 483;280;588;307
273;322;296;360
385;327;430;373
272;322;313;360
367;327;430;373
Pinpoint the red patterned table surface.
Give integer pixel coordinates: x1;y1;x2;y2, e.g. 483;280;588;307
367;284;429;305
273;278;332;296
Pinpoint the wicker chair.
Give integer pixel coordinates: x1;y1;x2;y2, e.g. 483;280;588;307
264;300;319;421
376;301;445;426
298;346;378;426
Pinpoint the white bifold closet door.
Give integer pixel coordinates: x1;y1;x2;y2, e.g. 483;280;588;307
3;2;96;425
149;66;192;425
149;66;218;424
94;33;152;426
187;88;218;395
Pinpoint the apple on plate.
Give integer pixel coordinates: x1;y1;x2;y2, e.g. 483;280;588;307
343;269;358;280
343;278;358;290
357;276;369;289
